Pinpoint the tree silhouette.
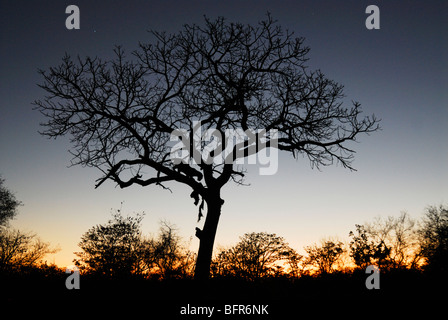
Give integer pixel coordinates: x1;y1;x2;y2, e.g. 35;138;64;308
0;177;22;227
212;232;295;280
74;212;145;277
418;204;448;273
305;239;345;274
143;221;195;279
0;178;57;273
0;228;58;272
34;14;380;280
349;213;424;271
365;213;422;270
349;224;390;270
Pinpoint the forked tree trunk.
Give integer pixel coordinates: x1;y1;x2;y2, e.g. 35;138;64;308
194;192;223;280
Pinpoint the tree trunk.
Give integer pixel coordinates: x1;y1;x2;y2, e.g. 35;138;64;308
194;192;223;280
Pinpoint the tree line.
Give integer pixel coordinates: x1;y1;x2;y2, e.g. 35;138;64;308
62;204;448;279
2;175;446;280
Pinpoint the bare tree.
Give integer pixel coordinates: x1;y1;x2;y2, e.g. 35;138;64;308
305;239;345;274
0;228;58;272
34;14;380;280
0;178;57;272
349;213;424;271
143;221;195;279
365;212;422;270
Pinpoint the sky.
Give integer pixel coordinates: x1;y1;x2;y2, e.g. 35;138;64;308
0;0;447;268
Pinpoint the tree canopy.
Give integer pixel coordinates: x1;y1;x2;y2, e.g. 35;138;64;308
212;232;297;279
74;212;144;277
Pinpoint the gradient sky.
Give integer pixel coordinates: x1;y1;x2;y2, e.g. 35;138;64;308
0;0;447;268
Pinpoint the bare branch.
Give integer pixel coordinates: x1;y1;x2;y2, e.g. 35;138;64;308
35;14;380;203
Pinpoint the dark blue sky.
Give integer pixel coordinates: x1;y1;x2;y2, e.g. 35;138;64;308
0;0;447;266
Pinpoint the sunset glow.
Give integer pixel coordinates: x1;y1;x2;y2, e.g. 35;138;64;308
0;0;446;295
